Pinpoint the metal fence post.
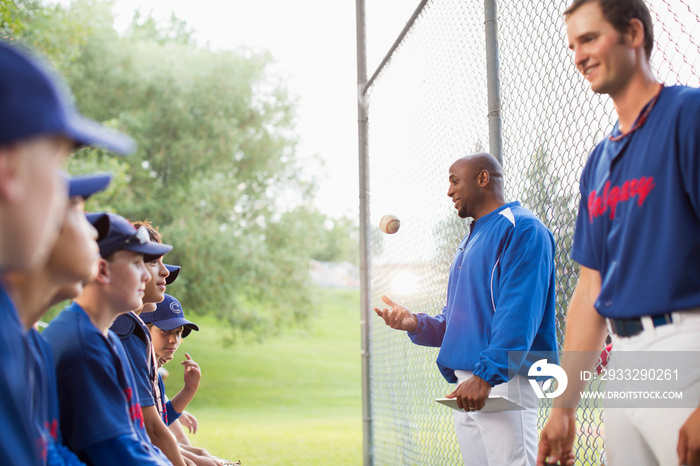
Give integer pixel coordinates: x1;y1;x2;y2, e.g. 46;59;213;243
355;0;372;464
484;0;503;166
359;0;699;463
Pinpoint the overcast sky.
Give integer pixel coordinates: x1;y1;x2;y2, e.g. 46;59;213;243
98;0;419;219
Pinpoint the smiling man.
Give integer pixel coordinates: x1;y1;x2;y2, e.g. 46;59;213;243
537;1;700;465
374;152;557;465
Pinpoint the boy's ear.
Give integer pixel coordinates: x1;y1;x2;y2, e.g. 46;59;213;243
94;258;110;285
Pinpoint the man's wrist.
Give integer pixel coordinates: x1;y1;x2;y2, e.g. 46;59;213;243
551;405;577;416
474;374;492;388
409;314;419;332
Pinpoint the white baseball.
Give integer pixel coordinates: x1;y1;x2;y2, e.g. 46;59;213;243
380;215;401;234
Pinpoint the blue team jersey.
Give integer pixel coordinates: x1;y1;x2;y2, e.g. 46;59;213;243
27;329;86;466
0;284;42;465
572;85;700;318
111;313;156;408
43;303;171;466
157;373;181;426
408;202;558;385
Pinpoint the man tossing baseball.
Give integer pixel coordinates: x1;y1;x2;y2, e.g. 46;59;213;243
375;152;558;466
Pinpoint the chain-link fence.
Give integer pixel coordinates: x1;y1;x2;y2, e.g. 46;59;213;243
358;0;700;464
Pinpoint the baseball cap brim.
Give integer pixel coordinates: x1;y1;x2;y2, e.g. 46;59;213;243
68;173;112;199
165;265;181;285
127;242;173;263
153;317;199;338
64;111;136;155
86;212;110;242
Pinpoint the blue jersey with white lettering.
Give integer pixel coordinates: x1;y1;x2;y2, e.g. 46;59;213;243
572;86;700;318
43;303;171;466
0;283;42;465
408;202;558;385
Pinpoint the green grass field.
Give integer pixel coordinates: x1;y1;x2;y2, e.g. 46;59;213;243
162;288;362;465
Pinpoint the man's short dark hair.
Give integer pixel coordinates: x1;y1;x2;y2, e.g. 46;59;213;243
564;0;654;60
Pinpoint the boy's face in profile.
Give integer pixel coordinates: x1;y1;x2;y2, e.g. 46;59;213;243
144;257;169;304
104;250;151;313
0;135;71;270
46;197;99;285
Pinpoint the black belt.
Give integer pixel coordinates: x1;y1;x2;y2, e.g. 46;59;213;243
609;313;674;338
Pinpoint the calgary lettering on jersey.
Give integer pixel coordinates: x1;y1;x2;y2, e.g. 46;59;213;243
124;387;145;428
588;177;655;222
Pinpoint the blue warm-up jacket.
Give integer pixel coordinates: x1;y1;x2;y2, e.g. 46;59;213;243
408;202;559;385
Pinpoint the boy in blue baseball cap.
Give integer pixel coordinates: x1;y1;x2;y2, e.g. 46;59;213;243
110;220;196;466
158;265;201;444
3;173;110;465
142;294;200;423
42;212;174;466
142;295;238;466
0;42;134;273
115;223;230;466
0;40;134;465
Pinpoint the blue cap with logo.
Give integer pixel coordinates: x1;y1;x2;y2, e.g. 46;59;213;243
165;264;181;285
85;212;173;262
141;294;199;338
0;41;135;154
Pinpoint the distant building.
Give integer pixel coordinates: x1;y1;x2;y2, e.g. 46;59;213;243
309;260;360;289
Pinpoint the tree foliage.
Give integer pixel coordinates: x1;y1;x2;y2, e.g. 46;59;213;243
1;0;42;40
6;0;357;341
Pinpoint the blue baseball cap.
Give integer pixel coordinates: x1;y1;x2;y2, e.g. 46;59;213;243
141;294;199;338
85;212;173;262
0;41;135;154
165;265;181;285
68;173;112;199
